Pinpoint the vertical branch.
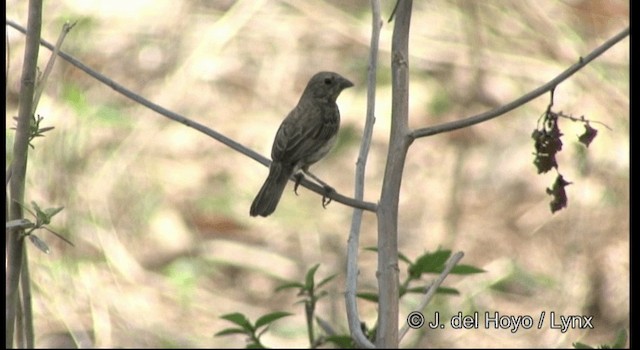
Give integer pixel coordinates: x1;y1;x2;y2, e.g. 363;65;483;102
376;0;413;347
20;250;35;348
345;0;381;347
6;0;43;347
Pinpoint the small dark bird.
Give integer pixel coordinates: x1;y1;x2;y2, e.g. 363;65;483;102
250;71;354;217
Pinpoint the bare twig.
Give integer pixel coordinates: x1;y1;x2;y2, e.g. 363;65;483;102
6;0;43;347
5;19;377;214
6;219;35;230
398;251;464;342
344;0;382;347
387;0;400;23
32;21;76;114
376;0;413;347
411;27;629;139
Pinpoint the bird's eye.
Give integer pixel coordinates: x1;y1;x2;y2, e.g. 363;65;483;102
324;78;333;85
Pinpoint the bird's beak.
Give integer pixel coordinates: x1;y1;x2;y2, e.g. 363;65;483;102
341;78;354;89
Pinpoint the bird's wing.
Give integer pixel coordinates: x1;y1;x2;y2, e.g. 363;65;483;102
271;101;338;164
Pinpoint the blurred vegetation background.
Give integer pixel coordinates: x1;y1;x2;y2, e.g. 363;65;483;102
6;0;628;348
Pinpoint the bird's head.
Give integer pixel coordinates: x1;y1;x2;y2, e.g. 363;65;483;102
303;71;354;102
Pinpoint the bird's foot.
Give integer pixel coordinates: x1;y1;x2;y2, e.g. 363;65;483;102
293;173;304;195
321;185;335;208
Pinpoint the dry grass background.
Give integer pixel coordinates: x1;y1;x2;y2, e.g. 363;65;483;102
5;0;629;348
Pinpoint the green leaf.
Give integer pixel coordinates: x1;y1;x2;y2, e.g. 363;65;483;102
398;252;412;265
404;286;426;294
316;290;329;300
36;126;55;134
44;206;64;218
402;286;459;295
450;264;485;275
316;273;338;289
31;201;47;223
28;234;50;254
305;264;321;291
29;201;63;226
356;292;378;303
255;311;292;329
435;287;460;295
572;342;594;349
409;250;451;277
214;328;248;337
275;281;305;292
220;313;253;331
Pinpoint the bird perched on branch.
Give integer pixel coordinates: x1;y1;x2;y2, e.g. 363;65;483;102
250;71;353;217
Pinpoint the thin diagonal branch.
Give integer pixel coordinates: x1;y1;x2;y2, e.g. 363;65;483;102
5;19;377;213
411;27;629;139
32;21;76;114
398;251;464;342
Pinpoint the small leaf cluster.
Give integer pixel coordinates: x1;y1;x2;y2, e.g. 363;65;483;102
359;248;484;303
214;250;484;348
215;312;292;349
13;201;70;254
276;264;348;348
11;114;55;149
532;110;563;174
355;248;484;342
216;264;344;348
275;264;336;306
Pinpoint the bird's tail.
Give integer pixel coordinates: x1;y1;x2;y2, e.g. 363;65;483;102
250;162;292;217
